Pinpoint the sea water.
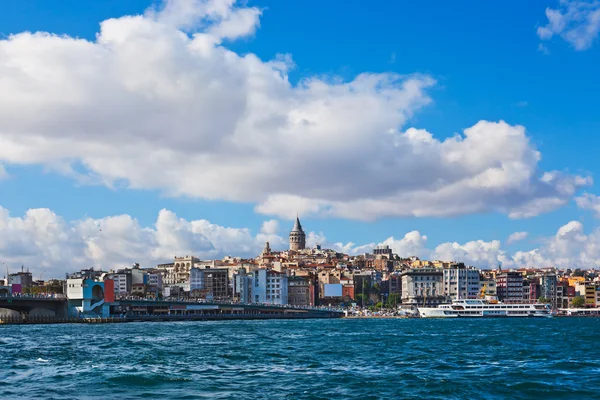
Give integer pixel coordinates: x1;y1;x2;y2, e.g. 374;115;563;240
1;318;599;399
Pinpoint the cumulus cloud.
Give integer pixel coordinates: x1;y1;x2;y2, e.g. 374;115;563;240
0;205;286;278
0;0;589;221
507;231;529;244
2;204;600;278
320;222;600;270
258;122;590;220
537;0;600;50
260;219;279;235
147;0;262;41
575;192;600;217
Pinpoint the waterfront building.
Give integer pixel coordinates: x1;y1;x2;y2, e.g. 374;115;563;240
574;282;597;306
442;266;480;300
130;264;146;285
288;276;311;306
189;267;205;292
146;271;163;291
251;269;288;305
159;256;198;286
233;268;252;303
540;273;558;307
342;284;354;301
188;267;230;300
496;271;524;303
401;268;446;307
524;278;539;302
66;275;111;317
556;281;573;308
380;273;402;303
205;268;230;300
107;272;131;296
289;216;306;251
8;271;33;290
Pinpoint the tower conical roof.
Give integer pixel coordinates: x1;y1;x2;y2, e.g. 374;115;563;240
291;215;304;233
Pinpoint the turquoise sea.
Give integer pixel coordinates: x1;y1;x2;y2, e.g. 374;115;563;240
1;318;600;399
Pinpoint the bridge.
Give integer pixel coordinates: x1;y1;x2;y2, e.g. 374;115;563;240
0;296;68;319
0;296;343;324
112;299;343;319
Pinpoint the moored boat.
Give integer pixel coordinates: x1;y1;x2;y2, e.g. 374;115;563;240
418;299;552;318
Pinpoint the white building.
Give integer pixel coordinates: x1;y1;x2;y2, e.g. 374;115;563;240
251;269;288;305
443;267;481;300
109;273;131;295
66;278;85;299
401;268;445;307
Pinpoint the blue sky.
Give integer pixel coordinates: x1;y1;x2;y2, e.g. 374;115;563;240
1;0;600;276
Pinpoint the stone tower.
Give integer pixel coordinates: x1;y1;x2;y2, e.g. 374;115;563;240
289;215;306;251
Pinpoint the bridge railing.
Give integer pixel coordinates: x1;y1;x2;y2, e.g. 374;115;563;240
112;296;343;312
0;294;65;300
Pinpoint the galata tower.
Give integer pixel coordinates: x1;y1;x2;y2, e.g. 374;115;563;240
289;215;306;251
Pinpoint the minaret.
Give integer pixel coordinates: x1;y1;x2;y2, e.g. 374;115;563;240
289;215;306;251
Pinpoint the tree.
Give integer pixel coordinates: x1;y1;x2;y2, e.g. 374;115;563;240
371;283;381;295
572;296;585;308
375;301;383;310
355;293;368;307
46;280;64;294
386;293;401;309
538;296;551;304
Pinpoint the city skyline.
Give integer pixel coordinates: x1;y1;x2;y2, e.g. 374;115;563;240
2;0;600;277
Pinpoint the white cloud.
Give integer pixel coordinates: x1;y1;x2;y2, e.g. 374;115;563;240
507;231;529;244
538;43;551;55
260;219;279;235
0;164;8;180
317;221;600;270
575;192;600;217
0;205;286;278
432;240;510;269
147;0;262;42
537;0;600;50
0;0;589;221
2;204;600;278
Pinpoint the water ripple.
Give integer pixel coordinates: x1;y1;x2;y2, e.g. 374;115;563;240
1;318;600;399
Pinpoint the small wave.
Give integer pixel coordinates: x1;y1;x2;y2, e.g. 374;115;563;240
106;374;192;387
36;358;49;363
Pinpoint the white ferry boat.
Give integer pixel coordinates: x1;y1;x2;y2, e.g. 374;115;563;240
418;299;553;318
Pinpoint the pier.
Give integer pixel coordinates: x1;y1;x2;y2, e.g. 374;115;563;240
0;296;343;325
